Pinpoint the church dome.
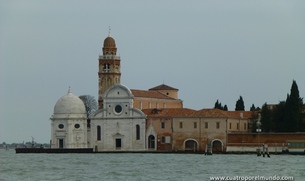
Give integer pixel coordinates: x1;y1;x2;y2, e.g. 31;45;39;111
103;36;116;48
53;88;86;115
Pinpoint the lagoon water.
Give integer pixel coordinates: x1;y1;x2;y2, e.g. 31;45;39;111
0;149;304;181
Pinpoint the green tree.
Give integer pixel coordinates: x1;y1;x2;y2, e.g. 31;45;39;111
214;100;227;110
273;101;286;132
250;104;261;111
223;105;228;111
284;80;303;132
235;96;245;111
214;100;220;109
260;103;274;132
250;104;256;111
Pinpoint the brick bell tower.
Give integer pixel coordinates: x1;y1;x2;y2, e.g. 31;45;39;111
98;31;121;109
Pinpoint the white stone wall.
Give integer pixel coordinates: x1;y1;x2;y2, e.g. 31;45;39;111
50;118;87;148
92;118;146;151
90;84;147;151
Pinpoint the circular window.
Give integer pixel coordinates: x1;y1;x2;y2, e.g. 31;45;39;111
115;105;122;114
58;124;64;129
74;124;80;129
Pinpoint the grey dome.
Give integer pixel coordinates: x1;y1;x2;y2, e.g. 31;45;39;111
54;88;86;115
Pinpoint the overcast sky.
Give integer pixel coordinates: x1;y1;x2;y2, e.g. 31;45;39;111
1;1;304;143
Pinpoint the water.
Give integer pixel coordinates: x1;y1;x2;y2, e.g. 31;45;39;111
0;149;304;181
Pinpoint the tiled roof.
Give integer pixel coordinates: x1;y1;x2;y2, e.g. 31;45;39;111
143;108;257;119
194;109;229;118
131;89;175;100
142;108;197;117
226;111;258;119
149;84;178;91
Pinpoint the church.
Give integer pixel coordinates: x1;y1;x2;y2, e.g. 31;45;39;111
50;33;255;152
50;33;183;151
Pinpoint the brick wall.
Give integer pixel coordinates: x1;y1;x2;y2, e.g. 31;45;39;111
228;133;305;145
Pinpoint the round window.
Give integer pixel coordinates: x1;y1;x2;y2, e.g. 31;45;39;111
115;105;122;114
74;124;80;129
58;124;64;129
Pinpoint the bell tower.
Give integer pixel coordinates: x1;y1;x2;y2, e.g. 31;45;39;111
98;32;121;109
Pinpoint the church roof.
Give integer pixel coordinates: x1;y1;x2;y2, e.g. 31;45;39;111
131;89;176;100
194;109;229;118
103;36;116;48
226;111;257;119
142;108;197;117
149;84;178;91
143;108;256;119
53;88;86;115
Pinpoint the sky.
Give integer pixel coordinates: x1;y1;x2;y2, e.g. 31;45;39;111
1;1;305;144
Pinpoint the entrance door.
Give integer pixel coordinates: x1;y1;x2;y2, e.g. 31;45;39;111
212;140;222;153
59;139;64;148
115;138;121;149
185;140;197;151
148;135;155;149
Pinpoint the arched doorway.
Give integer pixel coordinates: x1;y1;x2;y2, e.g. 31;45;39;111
212;140;223;153
184;140;198;151
148;135;155;149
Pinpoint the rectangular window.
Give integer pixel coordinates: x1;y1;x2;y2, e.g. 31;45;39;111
179;122;183;129
97;126;101;141
165;136;171;143
136;125;140;140
161;122;165;129
229;123;232;129
205;122;208;129
237;123;239;130
244;123;247;130
194;122;197;129
161;136;166;143
216;122;220;129
115;139;121;149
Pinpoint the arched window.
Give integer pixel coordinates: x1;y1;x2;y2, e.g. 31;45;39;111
97;125;101;141
136;125;140;140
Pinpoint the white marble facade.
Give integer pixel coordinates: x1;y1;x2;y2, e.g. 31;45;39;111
50;88;88;149
90;84;146;151
50;84;146;151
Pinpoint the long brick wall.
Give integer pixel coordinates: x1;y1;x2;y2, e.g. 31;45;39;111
228;133;305;146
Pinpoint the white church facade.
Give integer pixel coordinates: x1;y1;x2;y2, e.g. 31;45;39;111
50;88;88;149
50;84;147;151
90;84;146;151
49;33;178;151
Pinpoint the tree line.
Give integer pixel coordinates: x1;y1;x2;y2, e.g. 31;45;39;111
260;80;304;132
214;96;260;111
213;80;304;132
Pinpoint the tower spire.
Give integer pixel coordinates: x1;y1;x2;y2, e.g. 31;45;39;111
108;26;111;37
68;86;72;94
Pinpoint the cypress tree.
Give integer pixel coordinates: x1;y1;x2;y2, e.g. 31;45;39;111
250;104;256;111
223;105;228;111
235;96;245;111
214;100;220;109
214;100;225;110
260;103;274;132
273;101;286;132
284;80;303;132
